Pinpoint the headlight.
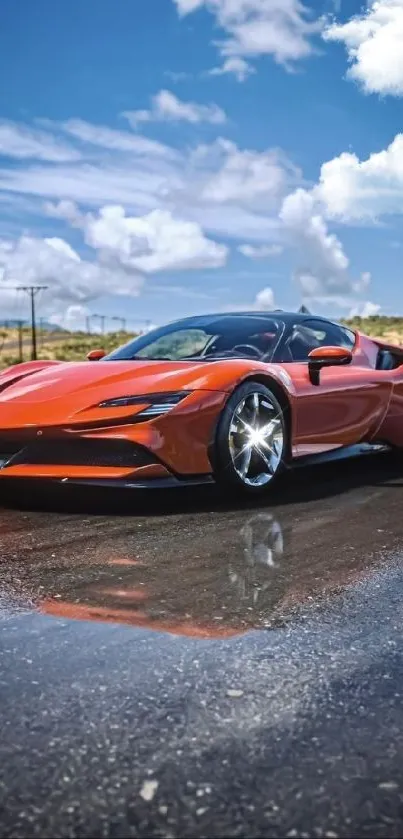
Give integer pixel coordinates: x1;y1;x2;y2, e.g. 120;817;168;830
98;391;191;418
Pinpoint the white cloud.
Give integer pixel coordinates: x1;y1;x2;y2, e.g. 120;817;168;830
324;0;403;97
349;300;381;317
0;122;296;243
0;235;144;314
254;286;276;309
195;138;296;209
84;206;228;272
174;0;321;76
175;0;204;11
298;293;379;316
220;284;277;312
238;243;283;258
315;134;403;221
354;270;372;293
280;187;369;299
124;90;226;126
2;162;174;212
0;202;227;313
208;57;255;81
1;111;378;318
0;120;80;162
186;205;282;241
49;304;90;331
280;189;349;294
44;199;84;226
61;118;177;159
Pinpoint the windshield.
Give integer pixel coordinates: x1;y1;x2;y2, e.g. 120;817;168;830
104;316;283;362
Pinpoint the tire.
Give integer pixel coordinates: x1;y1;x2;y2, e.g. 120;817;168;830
213;381;288;496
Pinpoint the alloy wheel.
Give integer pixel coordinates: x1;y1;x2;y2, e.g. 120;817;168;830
227;391;284;487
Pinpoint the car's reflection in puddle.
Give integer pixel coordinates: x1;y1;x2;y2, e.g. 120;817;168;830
229;514;284;605
32;508;388;638
38;512;286;638
0;461;398;638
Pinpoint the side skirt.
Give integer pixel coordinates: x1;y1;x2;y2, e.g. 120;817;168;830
291;442;391;469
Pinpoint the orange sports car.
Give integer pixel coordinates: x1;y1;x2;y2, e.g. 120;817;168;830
0;310;402;496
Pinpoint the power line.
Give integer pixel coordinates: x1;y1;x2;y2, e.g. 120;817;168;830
111;316;127;332
86;313;152;335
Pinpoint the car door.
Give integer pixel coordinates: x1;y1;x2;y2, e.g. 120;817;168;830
283;319;391;455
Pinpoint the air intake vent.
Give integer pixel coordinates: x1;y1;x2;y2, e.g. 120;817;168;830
0;437;157;468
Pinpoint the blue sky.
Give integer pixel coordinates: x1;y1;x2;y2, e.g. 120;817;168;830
1;0;403;331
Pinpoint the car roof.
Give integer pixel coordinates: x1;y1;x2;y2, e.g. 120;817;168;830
166;311;336;326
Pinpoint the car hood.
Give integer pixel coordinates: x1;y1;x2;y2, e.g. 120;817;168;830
0;358;287;429
0;359;222;402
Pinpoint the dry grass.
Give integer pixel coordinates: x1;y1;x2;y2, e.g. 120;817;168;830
0;330;138;369
341;316;403;346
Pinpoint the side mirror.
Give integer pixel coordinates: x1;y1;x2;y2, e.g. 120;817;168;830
87;349;106;361
308;345;352;385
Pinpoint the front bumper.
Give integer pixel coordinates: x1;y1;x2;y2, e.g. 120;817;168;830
0;390;228;484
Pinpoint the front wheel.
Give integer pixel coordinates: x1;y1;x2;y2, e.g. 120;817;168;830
213;381;288;496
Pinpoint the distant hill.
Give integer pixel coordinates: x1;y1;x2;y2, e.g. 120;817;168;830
0;320;67;332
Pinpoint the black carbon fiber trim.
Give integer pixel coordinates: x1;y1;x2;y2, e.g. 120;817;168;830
0;437;157;468
0;475;215;489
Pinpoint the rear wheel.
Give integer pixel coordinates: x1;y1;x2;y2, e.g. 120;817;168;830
213;381;288;496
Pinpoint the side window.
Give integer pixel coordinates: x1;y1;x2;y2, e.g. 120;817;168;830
338;326;356;349
285;319;355;362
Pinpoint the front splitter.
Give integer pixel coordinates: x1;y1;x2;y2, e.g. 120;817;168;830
0;474;215;490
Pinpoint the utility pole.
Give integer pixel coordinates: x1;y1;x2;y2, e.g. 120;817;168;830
86;316;91;334
3;285;48;360
93;313;106;334
111;316;126;332
18;286;48;360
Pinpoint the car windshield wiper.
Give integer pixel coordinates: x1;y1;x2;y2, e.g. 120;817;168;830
200;352;244;360
107;355;177;362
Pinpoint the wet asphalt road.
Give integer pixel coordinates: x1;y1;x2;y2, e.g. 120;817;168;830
1;452;403;837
